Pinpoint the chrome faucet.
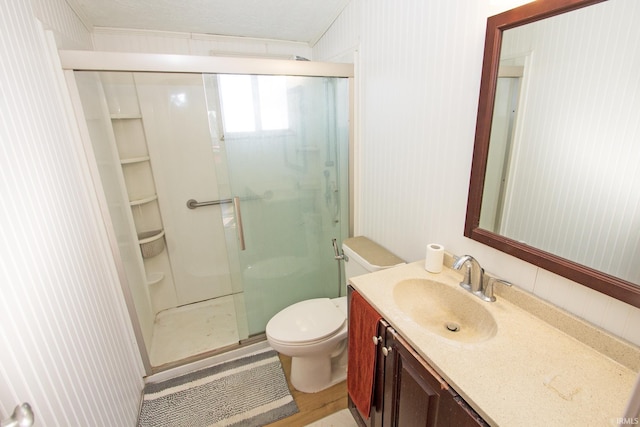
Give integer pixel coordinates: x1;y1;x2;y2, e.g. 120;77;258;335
452;255;512;302
452;255;484;294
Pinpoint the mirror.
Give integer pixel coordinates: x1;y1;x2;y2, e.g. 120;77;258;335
465;0;640;308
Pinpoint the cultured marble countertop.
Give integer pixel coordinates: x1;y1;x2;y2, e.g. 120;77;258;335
349;260;640;427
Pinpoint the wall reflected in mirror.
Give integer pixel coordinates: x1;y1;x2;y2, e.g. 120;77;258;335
478;0;640;285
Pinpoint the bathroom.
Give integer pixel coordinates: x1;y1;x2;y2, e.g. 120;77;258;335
2;0;639;425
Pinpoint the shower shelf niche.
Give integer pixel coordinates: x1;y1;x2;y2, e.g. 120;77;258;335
101;71;175;302
130;194;158;206
138;229;165;259
120;156;150;165
110;113;142;120
146;272;165;285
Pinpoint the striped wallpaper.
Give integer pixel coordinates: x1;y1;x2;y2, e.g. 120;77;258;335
0;0;143;425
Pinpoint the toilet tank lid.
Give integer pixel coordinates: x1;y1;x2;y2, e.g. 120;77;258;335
342;236;405;270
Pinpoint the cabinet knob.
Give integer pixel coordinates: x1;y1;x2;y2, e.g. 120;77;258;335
372;336;383;345
382;346;392;356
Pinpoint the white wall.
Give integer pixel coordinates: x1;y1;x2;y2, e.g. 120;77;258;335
0;0;144;424
314;0;640;346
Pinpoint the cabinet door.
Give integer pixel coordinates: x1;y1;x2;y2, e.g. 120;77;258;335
368;319;389;426
383;327;489;427
382;327;447;427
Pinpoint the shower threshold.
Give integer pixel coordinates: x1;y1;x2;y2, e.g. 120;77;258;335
149;295;243;371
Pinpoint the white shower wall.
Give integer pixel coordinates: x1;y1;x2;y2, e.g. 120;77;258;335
134;73;236;307
0;1;143;426
313;0;640;346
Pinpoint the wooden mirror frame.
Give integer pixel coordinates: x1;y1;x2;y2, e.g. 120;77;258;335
464;0;640;309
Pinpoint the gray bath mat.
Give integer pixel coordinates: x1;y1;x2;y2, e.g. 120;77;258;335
138;347;298;426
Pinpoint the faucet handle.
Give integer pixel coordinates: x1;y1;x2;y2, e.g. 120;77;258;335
480;277;513;302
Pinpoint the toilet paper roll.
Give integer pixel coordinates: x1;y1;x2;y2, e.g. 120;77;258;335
425;243;445;273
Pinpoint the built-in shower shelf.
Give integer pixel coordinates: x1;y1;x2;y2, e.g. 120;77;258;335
146;272;165;285
130;194;158;206
138;229;165;259
110;113;142;120
120;156;150;165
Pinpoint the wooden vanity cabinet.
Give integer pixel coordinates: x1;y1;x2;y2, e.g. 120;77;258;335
348;287;488;427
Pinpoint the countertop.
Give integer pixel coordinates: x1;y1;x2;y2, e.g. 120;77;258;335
349;261;640;427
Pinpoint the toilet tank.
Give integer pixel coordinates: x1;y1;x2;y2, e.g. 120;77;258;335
342;236;405;281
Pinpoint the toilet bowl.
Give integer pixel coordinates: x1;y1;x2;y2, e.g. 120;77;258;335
267;297;348;393
265;237;404;393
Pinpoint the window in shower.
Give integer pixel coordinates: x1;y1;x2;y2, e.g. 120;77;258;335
218;75;289;133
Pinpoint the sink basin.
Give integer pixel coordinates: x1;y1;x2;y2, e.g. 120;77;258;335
393;279;497;343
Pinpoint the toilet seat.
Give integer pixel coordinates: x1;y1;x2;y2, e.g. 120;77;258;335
266;298;345;345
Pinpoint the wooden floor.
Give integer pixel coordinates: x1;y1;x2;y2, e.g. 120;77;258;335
266;354;349;427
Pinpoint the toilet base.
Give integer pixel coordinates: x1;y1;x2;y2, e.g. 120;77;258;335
289;346;348;393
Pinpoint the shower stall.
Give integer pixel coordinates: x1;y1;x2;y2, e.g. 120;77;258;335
64;52;353;373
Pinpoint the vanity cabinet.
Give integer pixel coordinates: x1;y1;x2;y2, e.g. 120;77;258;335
348;287;487;427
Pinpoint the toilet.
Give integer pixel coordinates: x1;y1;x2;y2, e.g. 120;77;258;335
266;236;405;393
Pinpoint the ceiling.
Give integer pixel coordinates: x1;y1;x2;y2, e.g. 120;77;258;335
69;0;350;45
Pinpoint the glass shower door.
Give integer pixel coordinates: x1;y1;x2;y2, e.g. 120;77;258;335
204;74;350;335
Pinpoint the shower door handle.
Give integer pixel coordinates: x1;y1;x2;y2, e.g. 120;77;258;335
233;196;246;251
